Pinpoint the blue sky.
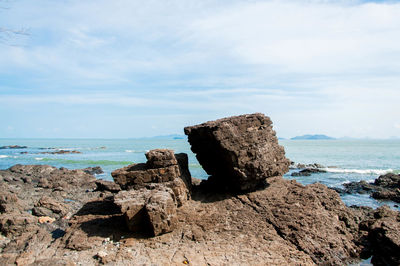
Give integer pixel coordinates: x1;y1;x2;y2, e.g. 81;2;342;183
0;0;399;138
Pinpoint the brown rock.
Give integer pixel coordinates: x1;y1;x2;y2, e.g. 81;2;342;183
35;196;67;216
95;180;121;193
184;113;290;191
0;189;21;213
0;213;38;237
32;207;53;217
146;189;177;236
114;186;177;236
112;164;181;188
145;149;178;168
111;149;191;206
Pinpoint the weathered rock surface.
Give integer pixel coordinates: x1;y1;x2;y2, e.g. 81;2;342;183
184;113;290;191
360;206;400;265
111;149;191;236
112;149;191;206
335;173;400;203
114;186;177;236
0;163;399;265
95;179;121;193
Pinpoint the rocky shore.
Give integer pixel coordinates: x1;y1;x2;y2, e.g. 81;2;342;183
335;173;400;204
0;113;399;265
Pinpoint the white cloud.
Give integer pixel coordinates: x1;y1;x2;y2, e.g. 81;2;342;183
1;0;400;138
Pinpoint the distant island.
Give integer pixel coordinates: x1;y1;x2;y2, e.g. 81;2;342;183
144;134;186;140
291;134;335;140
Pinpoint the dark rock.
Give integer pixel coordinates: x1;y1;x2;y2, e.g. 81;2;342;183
83;166;104;176
361;206;400;265
184;113;290;191
0;145;27;149
289;162;327;170
338;173;400;203
32;206;54;217
291;168;327;176
39;150;81;154
95;180;121;193
374;173;400;188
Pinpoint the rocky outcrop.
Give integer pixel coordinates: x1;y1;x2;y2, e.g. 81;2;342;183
39;150;81;154
112;149;191;206
290;162;327;169
291;168;327;176
359;206;400;265
111;149;191;236
335;173;400;203
0;145;27;149
184;113;290;191
83;166;104;175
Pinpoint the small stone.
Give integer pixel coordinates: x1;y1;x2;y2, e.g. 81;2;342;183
38;216;55;224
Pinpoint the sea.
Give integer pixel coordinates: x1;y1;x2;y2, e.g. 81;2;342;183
1;138;399;211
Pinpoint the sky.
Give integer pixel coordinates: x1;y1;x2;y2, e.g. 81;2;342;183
0;0;399;139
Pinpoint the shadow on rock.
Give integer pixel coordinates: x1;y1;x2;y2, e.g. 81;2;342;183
75;197;120;216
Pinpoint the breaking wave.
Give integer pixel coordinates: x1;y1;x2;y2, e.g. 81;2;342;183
323;168;394;175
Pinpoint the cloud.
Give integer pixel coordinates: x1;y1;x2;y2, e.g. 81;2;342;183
1;0;400;138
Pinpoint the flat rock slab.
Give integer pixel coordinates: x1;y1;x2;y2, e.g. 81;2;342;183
184;113;290;191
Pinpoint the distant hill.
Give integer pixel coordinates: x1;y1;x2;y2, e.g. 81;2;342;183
291;134;335;140
146;134;186;140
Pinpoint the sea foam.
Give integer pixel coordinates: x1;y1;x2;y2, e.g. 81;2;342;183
323;168;393;175
0;155;9;158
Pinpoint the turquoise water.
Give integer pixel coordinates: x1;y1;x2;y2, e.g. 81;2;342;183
0;138;399;210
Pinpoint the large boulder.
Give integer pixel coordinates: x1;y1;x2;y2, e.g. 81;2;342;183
184;113;290;191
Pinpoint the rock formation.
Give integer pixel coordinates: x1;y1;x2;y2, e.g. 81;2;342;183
114;186;177;236
0;145;27;149
111;149;192;236
39;150;81;154
335;173;400;203
291;168;327;176
184;113;290;191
